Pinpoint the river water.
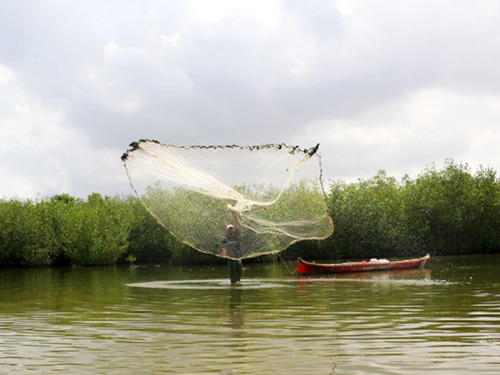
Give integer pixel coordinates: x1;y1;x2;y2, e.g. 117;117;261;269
1;254;499;374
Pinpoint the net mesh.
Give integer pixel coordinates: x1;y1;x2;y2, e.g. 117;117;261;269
122;140;334;260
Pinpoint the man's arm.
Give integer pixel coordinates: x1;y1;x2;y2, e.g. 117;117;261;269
232;213;242;230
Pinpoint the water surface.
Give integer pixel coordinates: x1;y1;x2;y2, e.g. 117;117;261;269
1;255;499;374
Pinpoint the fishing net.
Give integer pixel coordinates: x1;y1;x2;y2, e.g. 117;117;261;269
122;140;334;260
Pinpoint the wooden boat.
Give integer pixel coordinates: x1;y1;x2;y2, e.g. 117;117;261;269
297;254;430;275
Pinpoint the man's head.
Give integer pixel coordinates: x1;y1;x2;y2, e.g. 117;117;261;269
226;224;234;236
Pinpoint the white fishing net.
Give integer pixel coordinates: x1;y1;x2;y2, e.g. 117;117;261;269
122;140;334;260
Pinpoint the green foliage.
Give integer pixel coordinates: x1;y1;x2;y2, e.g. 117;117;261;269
126;254;137;264
61;193;131;266
0;159;499;268
0;194;132;267
320;160;500;260
318;170;415;260
123;195;173;264
403;161;500;255
0;198;70;267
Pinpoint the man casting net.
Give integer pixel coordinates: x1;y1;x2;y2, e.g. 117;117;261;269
122;140;334;260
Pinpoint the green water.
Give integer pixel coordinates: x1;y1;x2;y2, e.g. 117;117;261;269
1;255;499;374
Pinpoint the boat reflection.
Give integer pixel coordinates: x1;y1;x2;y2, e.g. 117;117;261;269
298;268;432;284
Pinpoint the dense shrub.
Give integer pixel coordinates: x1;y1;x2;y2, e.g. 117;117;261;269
318;160;500;260
320;170;417;260
0;160;499;267
61;193;131;265
403;161;500;255
0;194;132;267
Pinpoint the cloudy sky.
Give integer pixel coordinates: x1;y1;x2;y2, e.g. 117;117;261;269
1;0;500;199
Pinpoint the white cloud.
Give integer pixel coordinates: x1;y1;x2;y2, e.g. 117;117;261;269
186;0;281;28
1;0;500;198
297;88;500;182
0;63;128;199
0;65;14;84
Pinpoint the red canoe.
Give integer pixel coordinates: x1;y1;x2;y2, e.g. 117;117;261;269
297;254;430;275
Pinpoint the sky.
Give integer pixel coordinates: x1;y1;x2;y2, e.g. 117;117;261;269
1;0;500;199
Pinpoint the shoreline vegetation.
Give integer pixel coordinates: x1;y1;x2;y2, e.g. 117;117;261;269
1;160;499;268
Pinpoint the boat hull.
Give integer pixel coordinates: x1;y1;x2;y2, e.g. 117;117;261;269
297;254;430;275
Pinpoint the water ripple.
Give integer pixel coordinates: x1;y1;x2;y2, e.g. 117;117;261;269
1;256;500;374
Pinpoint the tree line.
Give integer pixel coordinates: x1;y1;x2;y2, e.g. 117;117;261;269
1;160;499;268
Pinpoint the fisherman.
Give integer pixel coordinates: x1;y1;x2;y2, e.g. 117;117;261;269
222;212;243;284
